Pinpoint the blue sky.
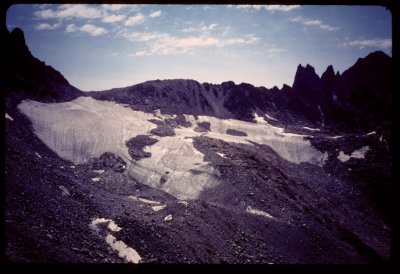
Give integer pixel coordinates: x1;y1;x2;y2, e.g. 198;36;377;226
7;4;392;91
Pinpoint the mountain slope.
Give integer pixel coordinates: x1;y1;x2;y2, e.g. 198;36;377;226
4;28;392;264
90;51;391;133
3;28;82;106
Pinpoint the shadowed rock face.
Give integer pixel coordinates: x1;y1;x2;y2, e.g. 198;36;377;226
89;51;391;133
3;28;82;105
4;28;392;264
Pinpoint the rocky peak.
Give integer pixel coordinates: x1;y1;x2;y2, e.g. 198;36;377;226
321;65;340;88
292;63;321;91
4;28;81;103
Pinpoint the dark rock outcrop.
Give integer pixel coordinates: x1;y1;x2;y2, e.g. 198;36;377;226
3;28;82;106
89;51;391;133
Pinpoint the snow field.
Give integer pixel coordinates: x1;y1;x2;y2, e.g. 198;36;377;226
18;97;330;201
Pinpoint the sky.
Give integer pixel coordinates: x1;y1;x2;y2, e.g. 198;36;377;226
6;4;392;91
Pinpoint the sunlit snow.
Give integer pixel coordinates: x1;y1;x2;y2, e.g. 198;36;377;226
18;97;329;200
89;218;141;263
164;214;173;221
151;205;166;212
246;205;275;219
302;127;321;132
105;234;142;264
18;97;157;164
184;114;328;166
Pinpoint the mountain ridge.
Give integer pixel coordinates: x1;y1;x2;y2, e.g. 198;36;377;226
4;27;392;133
4;27;393;264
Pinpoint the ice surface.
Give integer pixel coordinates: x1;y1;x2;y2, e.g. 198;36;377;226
18;97;157;164
337;146;369;162
184;114;328;166
18;97;328;201
130;133;218;200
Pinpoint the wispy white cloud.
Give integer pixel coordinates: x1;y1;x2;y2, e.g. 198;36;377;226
101;4;133;11
182;27;196;33
201;23;218;31
229;5;300;12
125;13;145;26
267;47;286;53
266;47;286;58
102;14;126;23
35;4;103;19
290;16;339;31
181;23;218;33
118;28;260;56
128;50;148;57
265;5;300;12
235;5;264;11
65;23;108;36
340;38;392;50
149;10;162;18
66;24;77;33
35;22;61;30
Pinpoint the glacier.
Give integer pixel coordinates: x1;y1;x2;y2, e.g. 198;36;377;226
18;96;328;200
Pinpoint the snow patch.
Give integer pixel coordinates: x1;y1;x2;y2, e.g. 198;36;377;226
367;131;376;136
265;113;277;121
91;177;101;182
59;185;70;196
216;152;226;158
246;206;274;219
164;214;173;221
89;218;141;263
253;112;268;124
89;218;122;232
105;234;142;264
128;196;161;205
35;152;42;158
317;105;325;127
151;205;166;212
337;146;369;162
93;169;105;174
6;113;14;121
302;127;321;132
